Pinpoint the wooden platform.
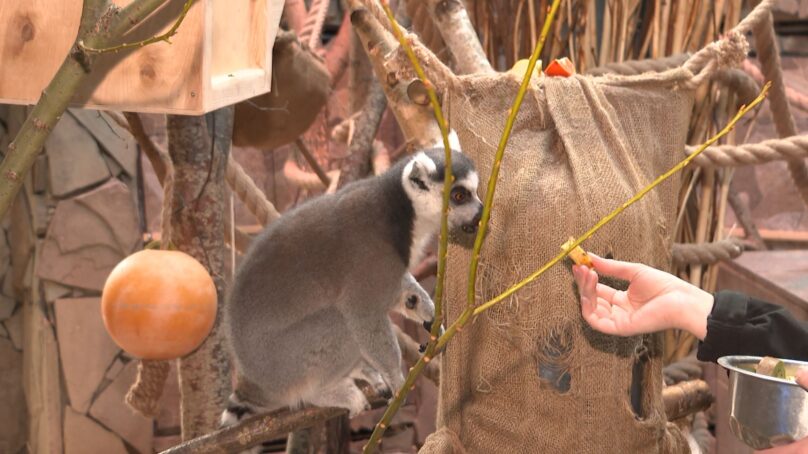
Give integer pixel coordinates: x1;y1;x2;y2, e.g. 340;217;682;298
707;250;808;454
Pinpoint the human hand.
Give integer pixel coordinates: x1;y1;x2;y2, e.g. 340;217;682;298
797;368;808;391
572;254;715;339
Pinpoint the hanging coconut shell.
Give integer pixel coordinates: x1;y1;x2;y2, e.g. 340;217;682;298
232;30;330;149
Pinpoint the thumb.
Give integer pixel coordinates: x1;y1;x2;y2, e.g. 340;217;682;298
589;253;643;282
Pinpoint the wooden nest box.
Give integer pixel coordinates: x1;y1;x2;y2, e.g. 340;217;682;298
0;0;284;114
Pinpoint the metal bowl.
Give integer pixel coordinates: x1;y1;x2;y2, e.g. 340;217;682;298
718;355;808;449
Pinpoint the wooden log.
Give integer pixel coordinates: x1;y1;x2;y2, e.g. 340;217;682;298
662;379;714;421
168;108;233;440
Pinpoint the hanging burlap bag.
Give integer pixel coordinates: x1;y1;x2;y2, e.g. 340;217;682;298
374;29;728;453
232;31;330;149
430;67;694;453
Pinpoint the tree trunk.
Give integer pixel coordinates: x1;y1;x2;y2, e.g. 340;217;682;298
167;108;233;441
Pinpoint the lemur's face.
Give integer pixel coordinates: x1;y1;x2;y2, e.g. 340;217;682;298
403;149;483;249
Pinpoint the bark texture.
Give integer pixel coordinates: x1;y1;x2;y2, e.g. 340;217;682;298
167;108;233;441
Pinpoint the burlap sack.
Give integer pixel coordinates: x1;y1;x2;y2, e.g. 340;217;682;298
232;31;330;149
386;43;696;452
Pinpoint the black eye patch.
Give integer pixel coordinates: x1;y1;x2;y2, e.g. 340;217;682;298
410;176;429;191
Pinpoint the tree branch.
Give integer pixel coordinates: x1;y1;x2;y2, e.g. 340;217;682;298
349;7;441;148
424;0;493;74
337;77;387;188
160;385;386;453
80;0;195;54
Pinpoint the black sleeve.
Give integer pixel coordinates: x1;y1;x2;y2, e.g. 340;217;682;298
696;290;808;363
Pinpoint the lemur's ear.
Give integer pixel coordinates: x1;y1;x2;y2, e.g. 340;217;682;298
408;160;429;191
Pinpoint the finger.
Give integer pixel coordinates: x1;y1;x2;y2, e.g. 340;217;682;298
595;282;618;303
797;368;808;391
589;253;643;282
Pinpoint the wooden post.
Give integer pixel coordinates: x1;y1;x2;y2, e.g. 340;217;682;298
167;108;233;440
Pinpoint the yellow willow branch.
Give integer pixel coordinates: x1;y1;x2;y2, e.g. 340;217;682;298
468;82;771;319
362;1;563;451
463;0;563;325
361;0;454;451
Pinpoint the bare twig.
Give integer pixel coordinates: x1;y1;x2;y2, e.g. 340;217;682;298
295;139;331;188
80;0;195;54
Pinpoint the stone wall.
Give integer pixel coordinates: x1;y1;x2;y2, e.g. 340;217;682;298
0;106;161;453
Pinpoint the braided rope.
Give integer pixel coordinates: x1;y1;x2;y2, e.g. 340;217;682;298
671;238;744;266
226;155;281;226
742;59;808;114
712;68;760;106
663;355;703;386
686;134;808;168
299;0;330;49
751;3;808;210
126;141;177;417
126;360;171;417
585;53;690;76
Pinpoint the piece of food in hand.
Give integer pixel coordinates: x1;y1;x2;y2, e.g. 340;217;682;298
756;356;787;379
561;237;593;268
545;57;576;77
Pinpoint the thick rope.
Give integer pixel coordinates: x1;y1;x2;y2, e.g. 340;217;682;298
125;139;178;417
712;68;761;106
299;0;330;49
585;53;690;76
743;59;808;114
587;54;760;107
663;354;703;386
686;134;808;167
751;5;808;210
226;155;281;226
125;360;171;417
671;238;744;267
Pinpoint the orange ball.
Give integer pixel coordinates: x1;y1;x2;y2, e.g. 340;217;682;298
101;249;217;360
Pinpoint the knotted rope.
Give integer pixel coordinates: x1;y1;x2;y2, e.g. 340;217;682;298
687;134;808;168
125;140;175;418
683;0;773;88
671;238;744;267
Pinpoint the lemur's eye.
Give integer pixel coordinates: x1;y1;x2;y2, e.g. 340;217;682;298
451;188;468;204
406;295;418;309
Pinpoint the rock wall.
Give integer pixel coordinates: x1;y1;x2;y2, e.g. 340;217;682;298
0;106;168;453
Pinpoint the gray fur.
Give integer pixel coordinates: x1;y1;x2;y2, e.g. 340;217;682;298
222;149;481;422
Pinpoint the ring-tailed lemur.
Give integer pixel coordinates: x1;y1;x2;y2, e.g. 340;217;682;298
221;146;482;430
